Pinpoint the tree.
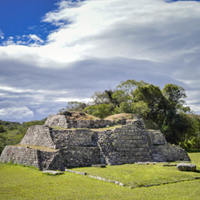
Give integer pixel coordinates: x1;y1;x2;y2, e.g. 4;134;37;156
0;132;6;153
0;125;6;133
162;84;189;112
83;104;112;119
59;101;87;112
91;91;110;105
131;101;150;119
133;84;167;126
117;79;148;98
162;112;197;144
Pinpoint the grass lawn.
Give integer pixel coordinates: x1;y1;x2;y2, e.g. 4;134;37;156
0;152;200;200
71;163;200;188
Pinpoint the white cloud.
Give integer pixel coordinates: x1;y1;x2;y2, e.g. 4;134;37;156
0;0;200;66
0;30;4;39
0;0;200;121
28;34;44;44
0;107;34;120
36;108;49;115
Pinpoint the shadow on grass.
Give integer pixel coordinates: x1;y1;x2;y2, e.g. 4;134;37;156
187;149;200;153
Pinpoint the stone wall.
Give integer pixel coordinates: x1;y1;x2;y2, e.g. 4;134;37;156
96;123;152;165
38;150;59;170
67;119;126;128
44;114;127;128
20;126;94;149
47;146;100;169
152;143;191;162
0;118;191;170
51;129;94;149
0;145;100;170
0;146;40;168
44;114;68;128
20;125;55;149
147;130;167;145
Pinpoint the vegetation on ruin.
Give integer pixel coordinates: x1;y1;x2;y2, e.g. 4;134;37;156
13;144;58;152
59;110;100;121
0;152;200;200
1;79;200;154
60;79;200;150
104;113;136;121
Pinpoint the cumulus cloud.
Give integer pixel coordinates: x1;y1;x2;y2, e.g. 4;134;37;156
0;107;34;121
0;0;200;121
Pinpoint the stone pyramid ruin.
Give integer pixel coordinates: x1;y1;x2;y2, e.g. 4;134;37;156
0;112;190;170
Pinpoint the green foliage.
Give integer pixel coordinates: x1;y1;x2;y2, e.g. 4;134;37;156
162;112;198;144
113;102;132;114
162;84;187;111
131;101;150;118
91;91;111;105
0;125;7;133
83;104;112;119
58;79;199;146
134;84;167;125
117;79;148;98
59;101;87;112
0;132;7;153
0;119;45;154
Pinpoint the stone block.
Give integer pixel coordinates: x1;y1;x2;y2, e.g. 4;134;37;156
177;163;196;171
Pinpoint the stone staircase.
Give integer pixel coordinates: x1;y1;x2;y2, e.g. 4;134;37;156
97;123;153;165
112;125;152;163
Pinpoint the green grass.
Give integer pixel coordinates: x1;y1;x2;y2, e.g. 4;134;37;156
1;152;200;200
51;124;122;131
71;163;200;188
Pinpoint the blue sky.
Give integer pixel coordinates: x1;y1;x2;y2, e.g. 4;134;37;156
0;0;200;122
0;0;60;44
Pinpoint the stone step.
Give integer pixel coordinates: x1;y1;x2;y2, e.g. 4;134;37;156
115;147;148;152
113;143;148;148
118;152;150;157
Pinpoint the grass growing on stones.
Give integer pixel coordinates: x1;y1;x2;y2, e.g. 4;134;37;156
13;144;58;152
51;124;123;132
91;124;122;132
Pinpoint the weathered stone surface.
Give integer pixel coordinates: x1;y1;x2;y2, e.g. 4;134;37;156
177;163;196;171
147;130;167;145
45;114;68;128
47;146;100;169
45;114;127;129
152;143;191;162
20;125;55;149
0;146;40;168
96;123;152;165
20;126;94;149
0;117;191;170
51;129;93;148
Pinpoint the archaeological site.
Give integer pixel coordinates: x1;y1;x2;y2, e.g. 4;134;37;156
0;112;191;170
